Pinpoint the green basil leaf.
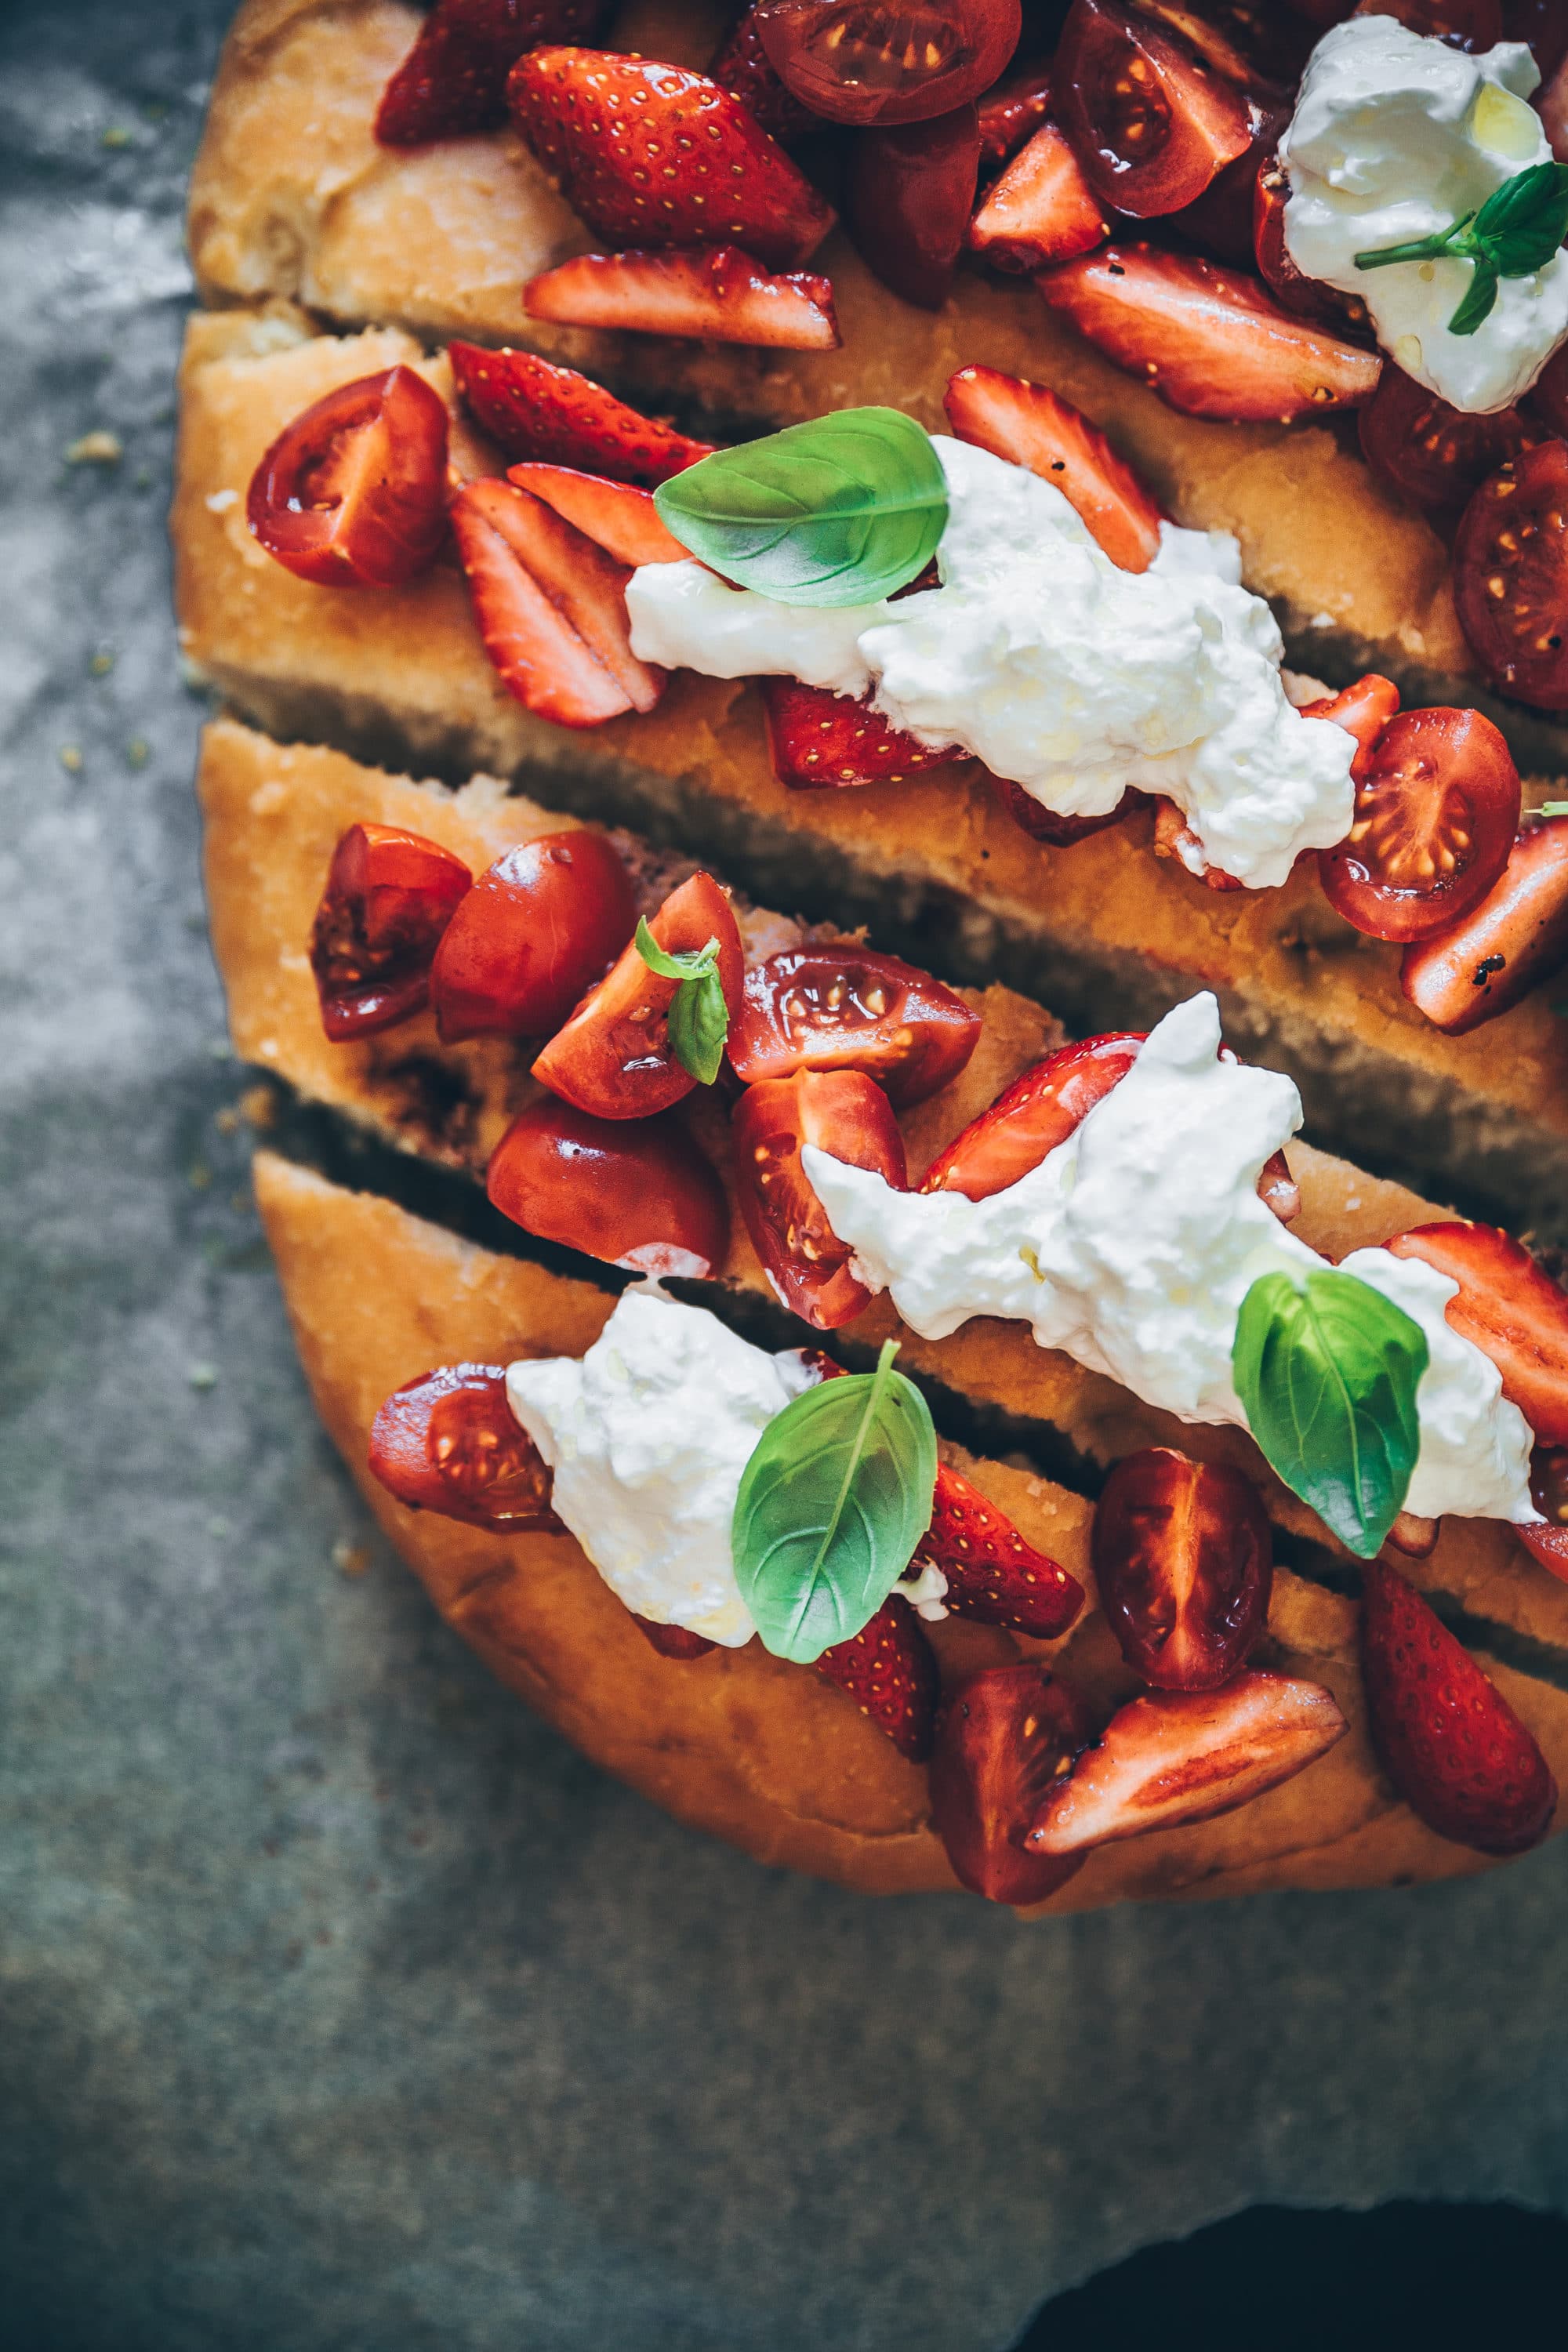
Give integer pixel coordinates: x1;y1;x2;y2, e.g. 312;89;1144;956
732;1339;938;1663
634;916;718;985
1471;158;1568;277
666;965;729;1087
653;408;948;608
1541;801;1568;815
1232;1269;1428;1560
1449;260;1501;337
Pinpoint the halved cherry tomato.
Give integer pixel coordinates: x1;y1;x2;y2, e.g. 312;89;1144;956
1359;365;1535;514
1135;2;1312;88
928;1664;1091;1904
1174;98;1287;269
486;1099;729;1277
730;946;981;1108
1454;441;1568;710
1400;813;1568;1034
1530;343;1568;437
310;822;472;1041
532;870;744;1120
430;830;636;1044
1093;1446;1272;1690
1519;1445;1568;1581
1252;154;1363;329
846;103;981;309
633;1615;718;1659
753;0;1023;126
247;367;450;589
369;1363;561;1530
1318;707;1520;944
1054;0;1254;217
1385;1221;1568;1446
732;1067;909;1327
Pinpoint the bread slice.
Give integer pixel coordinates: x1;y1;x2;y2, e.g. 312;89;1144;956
174;312;1568;1237
254;1145;1568;1903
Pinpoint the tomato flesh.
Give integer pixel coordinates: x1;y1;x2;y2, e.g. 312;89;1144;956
487;1098;730;1276
1318;706;1520;944
1094;1446;1272;1690
1359;364;1534;514
928;1664;1091;1904
430;829;636;1044
310;822;472;1041
1385;1221;1568;1446
532;870;743;1120
845;101;981;308
730;946;981;1107
732;1067;909;1327
369;1363;561;1530
1519;1445;1568;1581
1054;0;1254;217
1454;440;1568;711
247;367;450;589
753;0;1023;126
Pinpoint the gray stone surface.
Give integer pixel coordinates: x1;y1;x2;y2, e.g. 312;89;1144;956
2;7;1567;2348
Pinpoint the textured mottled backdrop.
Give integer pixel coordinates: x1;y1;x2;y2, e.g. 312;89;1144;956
2;7;1566;2349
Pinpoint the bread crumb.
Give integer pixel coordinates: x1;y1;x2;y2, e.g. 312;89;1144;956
241;1083;278;1130
66;430;122;465
89;648;114;677
58;745;82;773
332;1540;372;1578
126;738;150;768
187;1363;218;1392
205;487;240;513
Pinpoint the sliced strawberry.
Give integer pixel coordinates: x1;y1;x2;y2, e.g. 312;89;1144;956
1400;814;1568;1036
846;104;981;311
989;773;1138;846
708;4;816;143
375;0;603;146
1360;1561;1556;1856
929;1664;1092;1904
760;678;956;789
1025;1671;1348;1855
946;364;1164;571
913;1461;1085;1638
506;48;835;269
1152;796;1243;889
632;1614;718;1660
1036;244;1382;423
506;463;688;564
448;343;715;486
815;1596;938;1760
1297;673;1401;776
449;476;664;727
977;57;1055;164
525;246;841;348
969;119;1110;272
1383;1221;1568;1447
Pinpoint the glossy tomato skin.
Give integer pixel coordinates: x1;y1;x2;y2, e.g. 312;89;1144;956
368;1363;561;1530
633;1615;718;1658
1253;153;1368;331
247;366;450;589
1454;441;1568;710
430;830;636;1044
844;102;981;309
1400;814;1568;1034
532;870;744;1120
486;1098;729;1276
310;822;472;1040
1093;1447;1272;1690
732;1066;909;1327
1054;0;1253;217
989;771;1138;844
928;1664;1091;1904
1318;706;1521;944
1519;1445;1568;1581
1385;1221;1568;1446
1359;365;1534;514
921;1031;1145;1198
754;0;1022;127
730;946;981;1107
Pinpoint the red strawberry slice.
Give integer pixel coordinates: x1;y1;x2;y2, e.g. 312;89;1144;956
1383;1220;1568;1448
944;363;1164;572
977;58;1055;165
968;119;1110;272
912;1461;1085;1639
524;246;840;347
632;1614;717;1660
1025;1672;1348;1855
448;343;714;485
1399;813;1568;1038
507;48;836;269
375;0;603;147
1036;243;1382;423
760;679;957;789
708;4;815;143
1359;1561;1557;1857
506;462;688;564
815;1596;939;1760
449;476;664;726
929;1664;1092;1904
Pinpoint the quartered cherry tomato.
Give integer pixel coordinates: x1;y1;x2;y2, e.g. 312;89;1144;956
753;0;1022;126
430;829;636;1044
1519;1445;1568;1581
1400;813;1568;1034
1093;1446;1272;1690
368;1363;561;1530
1454;441;1568;710
1054;0;1254;217
532;870;744;1120
921;1031;1144;1198
633;1616;718;1659
247;367;450;588
928;1664;1091;1904
732;1067;909;1327
1317;706;1520;944
486;1098;730;1277
1252;154;1361;328
844;101;981;309
1385;1221;1568;1446
309;822;472;1041
1359;364;1534;514
729;946;981;1107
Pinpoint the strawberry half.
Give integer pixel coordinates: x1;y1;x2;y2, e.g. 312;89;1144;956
1359;1562;1557;1857
448;343;714;485
449;476;664;726
929;1664;1092;1904
944;363;1164;572
913;1461;1085;1639
507;48;836;269
1025;1672;1348;1856
506;463;688;564
760;679;957;789
375;0;603;146
708;4;815;144
815;1596;939;1761
968;119;1109;273
1036;244;1382;423
524;246;840;347
1383;1221;1568;1448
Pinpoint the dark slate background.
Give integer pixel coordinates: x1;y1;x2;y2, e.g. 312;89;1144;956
2;6;1566;2347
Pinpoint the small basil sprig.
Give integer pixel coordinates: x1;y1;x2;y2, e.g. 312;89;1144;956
653;407;948;608
731;1340;938;1664
1232;1268;1428;1559
633;917;730;1086
1355;158;1568;336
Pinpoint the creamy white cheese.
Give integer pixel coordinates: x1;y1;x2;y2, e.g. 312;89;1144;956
626;439;1355;891
506;1287;819;1646
1279;16;1568;413
802;993;1537;1526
